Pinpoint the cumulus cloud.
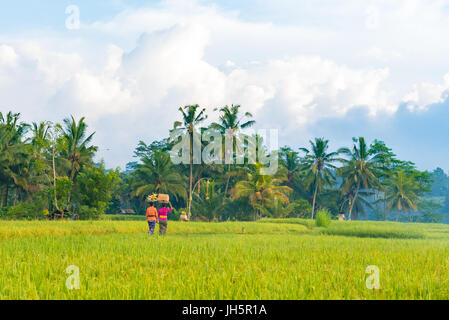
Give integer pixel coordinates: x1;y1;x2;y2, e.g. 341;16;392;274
0;24;394;126
402;74;449;111
1;0;449;167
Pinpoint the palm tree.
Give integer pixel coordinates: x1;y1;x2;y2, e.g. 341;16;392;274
233;163;292;220
211;105;256;195
30;122;62;211
60;116;97;182
279;146;301;187
339;137;382;220
0;112;30;207
192;181;225;221
174;105;208;218
267;198;304;218
132;151;187;202
385;170;419;221
300;138;339;219
340;188;373;220
30;121;51;150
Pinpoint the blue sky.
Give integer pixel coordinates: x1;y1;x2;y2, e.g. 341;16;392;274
0;0;448;171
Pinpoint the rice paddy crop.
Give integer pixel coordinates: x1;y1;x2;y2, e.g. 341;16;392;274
1;218;449;300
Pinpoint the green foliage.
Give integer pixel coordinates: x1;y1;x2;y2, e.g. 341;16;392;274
192;181;225;221
55;176;73;209
221;197;254;221
0;201;46;220
0;109;444;224
78;205;105;220
338;137;382;220
292;199;313;218
385;171;419;217
315;209;332;228
300;138;340;219
131;151;186;201
75;163;121;216
59;116;97;181
418;199;443;223
169;208;183;221
267;198;312;219
233;163;292;220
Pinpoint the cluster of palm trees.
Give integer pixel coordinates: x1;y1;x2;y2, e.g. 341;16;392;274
0;106;433;222
122;105;432;222
0;112;98;216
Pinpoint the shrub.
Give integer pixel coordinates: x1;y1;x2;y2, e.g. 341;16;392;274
316;209;332;228
169;208;183;221
78;205;105;220
290;199;313;219
319;221;425;239
1;202;46;220
74;163;121;218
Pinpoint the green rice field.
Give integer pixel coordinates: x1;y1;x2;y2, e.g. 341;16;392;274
1;217;449;300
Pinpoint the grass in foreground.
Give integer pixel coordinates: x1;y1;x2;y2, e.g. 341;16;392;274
1;218;449;299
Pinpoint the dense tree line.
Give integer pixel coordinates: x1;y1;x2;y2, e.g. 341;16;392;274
0;112;119;220
0;106;444;222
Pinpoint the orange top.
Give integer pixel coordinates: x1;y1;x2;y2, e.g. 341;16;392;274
146;206;158;221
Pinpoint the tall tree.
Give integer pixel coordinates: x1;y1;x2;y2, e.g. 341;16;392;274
211;105;255;195
233;163;292;220
132;151;187;201
339;137;382;220
192;181;225;221
174;105;207;218
0;112;30;207
30;121;51;150
385;170;420;221
60;116;97;182
279;146;301;188
300;138;339;219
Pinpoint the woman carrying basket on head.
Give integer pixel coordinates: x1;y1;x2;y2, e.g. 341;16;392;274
158;201;173;236
146;202;158;236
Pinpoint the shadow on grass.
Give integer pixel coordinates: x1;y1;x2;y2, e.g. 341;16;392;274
260;218;426;239
317;228;425;239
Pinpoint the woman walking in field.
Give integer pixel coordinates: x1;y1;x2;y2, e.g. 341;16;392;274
146;202;158;236
158;202;173;236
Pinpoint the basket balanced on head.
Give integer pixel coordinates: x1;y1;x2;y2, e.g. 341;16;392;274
157;194;170;204
146;194;158;203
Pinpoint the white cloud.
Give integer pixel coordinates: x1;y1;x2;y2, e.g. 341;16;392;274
403;74;449;111
1;0;449;167
0;45;18;66
358;46;402;62
0;16;394;124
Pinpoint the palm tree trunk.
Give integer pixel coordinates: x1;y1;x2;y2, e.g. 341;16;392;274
188;131;193;219
0;186;4;208
348;182;360;221
13;187;18;206
52;144;60;211
311;181;318;219
66;161;75;206
225;163;231;195
3;184;9;207
70;161;76;182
